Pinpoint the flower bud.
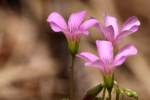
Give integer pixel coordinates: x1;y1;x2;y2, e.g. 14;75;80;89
124;89;138;99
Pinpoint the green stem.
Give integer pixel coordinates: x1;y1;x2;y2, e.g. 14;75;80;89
70;55;75;100
102;87;106;100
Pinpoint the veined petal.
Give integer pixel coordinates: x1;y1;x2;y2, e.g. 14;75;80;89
80;18;99;30
114;44;138;66
96;40;113;64
68;11;86;32
85;60;100;68
85;60;107;73
117;26;139;41
85;61;113;74
47;12;67;32
121;16;140;32
117;16;140;40
98;24;114;41
77;52;99;62
78;18;99;35
104;16;119;37
77;52;102;69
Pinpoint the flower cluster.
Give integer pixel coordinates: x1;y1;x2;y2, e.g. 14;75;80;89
77;15;140;74
47;10;140;74
47;10;140;100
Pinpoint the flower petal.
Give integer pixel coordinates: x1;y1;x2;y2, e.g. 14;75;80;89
77;52;101;68
114;44;138;66
104;16;119;37
96;40;113;64
98;24;115;42
121;16;140;32
47;12;67;32
117;26;139;41
77;18;99;35
77;52;99;62
80;18;99;31
68;11;86;32
84;60;100;68
117;16;140;40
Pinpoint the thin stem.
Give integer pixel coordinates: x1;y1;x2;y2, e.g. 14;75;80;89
114;81;120;100
70;55;75;100
102;87;106;100
108;91;112;100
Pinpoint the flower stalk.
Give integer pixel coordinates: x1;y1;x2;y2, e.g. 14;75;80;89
70;54;75;100
115;84;120;100
68;39;79;100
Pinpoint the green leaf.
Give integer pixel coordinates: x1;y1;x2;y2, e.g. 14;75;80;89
82;83;104;100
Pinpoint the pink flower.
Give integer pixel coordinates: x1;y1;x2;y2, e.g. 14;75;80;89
77;40;137;74
98;16;140;44
47;11;98;41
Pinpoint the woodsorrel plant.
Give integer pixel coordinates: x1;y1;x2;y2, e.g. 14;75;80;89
47;11;98;100
47;10;140;100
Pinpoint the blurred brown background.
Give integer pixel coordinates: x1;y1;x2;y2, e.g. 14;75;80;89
0;0;149;100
